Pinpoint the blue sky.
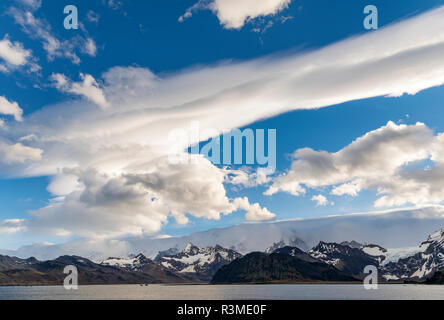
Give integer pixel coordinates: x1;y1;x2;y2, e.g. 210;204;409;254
2;0;444;249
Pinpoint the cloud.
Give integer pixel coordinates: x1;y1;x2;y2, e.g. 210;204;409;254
82;38;97;57
0;219;26;234
51;73;109;108
4;205;444;260
180;0;292;29
105;0;123;10
311;194;332;207
234;197;276;221
18;156;274;237
86;10;100;24
267;121;444;208
0;96;24;122
0;142;43;164
15;0;41;9
8;5;97;64
0;35;39;73
1;7;444;240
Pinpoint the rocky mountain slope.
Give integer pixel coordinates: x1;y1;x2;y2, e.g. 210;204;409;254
156;243;242;282
0;243;242;286
0;255;185;286
309;242;383;279
211;246;358;284
303;229;444;282
381;229;444;281
4;228;444;286
5;206;444;262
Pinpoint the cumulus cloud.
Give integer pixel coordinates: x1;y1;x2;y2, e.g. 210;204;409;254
268;121;444;208
180;0;292;29
266;121;434;195
0;96;24;122
311;194;332;207
1;7;444;240
0;36;39;73
18;156;274;237
51;73;109;108
234;197;276;221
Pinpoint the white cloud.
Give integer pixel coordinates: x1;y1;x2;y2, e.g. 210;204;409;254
0;96;24;122
0;141;43;164
22;156;274;237
4;205;444;260
234;197;276;221
0;36;38;73
15;0;41;10
311;194;331;207
8;5;97;64
180;0;292;29
82;38;97;57
51;73;109;108
0;219;26;234
1;7;444;240
268;121;444;208
267;121;433;196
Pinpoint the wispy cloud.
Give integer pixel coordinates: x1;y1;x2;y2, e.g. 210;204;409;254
8;3;97;64
50;73;109;108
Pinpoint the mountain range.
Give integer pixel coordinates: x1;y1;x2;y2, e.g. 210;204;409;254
3;227;444;285
3;205;444;262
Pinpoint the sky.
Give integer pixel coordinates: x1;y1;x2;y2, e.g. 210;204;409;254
1;0;444;250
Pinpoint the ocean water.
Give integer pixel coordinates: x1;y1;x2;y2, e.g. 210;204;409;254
0;284;443;300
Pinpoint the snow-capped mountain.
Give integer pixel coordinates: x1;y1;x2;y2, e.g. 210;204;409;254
265;238;308;253
308;241;382;278
101;253;154;271
5;205;444;262
381;229;444;281
156;243;242;281
305;229;444;281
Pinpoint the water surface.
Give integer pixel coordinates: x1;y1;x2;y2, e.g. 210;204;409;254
0;284;443;300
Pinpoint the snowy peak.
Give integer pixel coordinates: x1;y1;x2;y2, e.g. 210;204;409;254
265;238;308;253
381;229;444;281
273;246;319;263
420;228;444;252
340;241;363;249
101;253;153;271
183;242;200;255
361;244;387;258
426;229;444;243
309;241;383;277
156;244;242;281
